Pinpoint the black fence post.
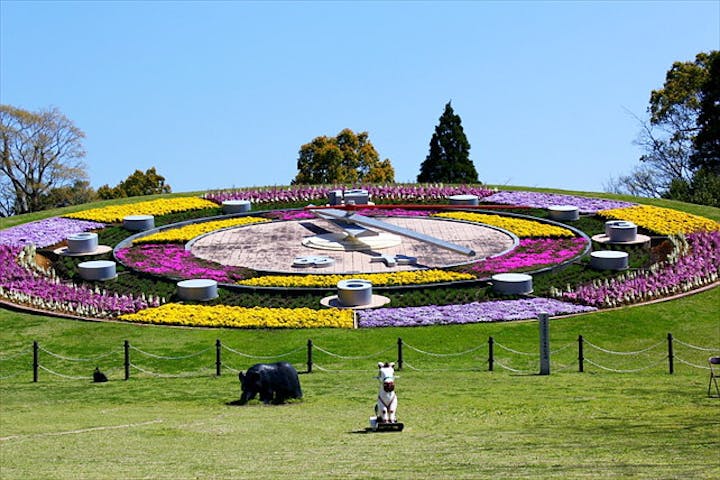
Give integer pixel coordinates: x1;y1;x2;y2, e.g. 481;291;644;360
667;333;674;374
215;339;222;377
397;338;403;370
578;335;584;373
488;336;494;372
124;340;130;380
307;339;313;374
33;341;38;383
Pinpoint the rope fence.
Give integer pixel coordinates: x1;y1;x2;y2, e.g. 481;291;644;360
0;334;718;382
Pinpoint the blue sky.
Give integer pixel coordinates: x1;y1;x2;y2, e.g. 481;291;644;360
1;1;718;194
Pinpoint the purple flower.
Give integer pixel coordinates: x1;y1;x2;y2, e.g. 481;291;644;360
560;231;720;307
0;217;105;248
483;191;635;214
203;184;495;205
0;245;152;317
357;298;596;327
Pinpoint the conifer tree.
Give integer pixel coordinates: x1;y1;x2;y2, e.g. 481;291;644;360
417;102;478;183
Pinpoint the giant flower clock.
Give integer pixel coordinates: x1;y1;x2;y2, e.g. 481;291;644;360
1;185;718;329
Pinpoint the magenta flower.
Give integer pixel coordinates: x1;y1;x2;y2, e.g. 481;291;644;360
470;237;588;276
116;244;249;283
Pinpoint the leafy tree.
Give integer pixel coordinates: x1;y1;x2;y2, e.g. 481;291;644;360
691;52;720;174
0;105;88;215
292;129;394;184
610;51;718;203
40;180;97;210
97;167;172;199
417;102;478;183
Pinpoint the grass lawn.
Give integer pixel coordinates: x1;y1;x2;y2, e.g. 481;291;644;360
2;287;719;479
1;188;719;478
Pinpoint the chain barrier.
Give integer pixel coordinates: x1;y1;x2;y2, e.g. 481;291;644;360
550;343;573;354
221;344;304;359
401;361;484;373
38;364;89;380
2;335;717;382
401;361;421;371
221;364;242;374
402;342;485;358
550;361;575;372
673;338;719;352
313;344;395;360
129;363;215;378
493;359;536;374
129;345;213;360
583;340;664;356
38;345;121;362
493;341;538;356
0;348;32;362
675;355;712;370
1;347;31;380
311;363;371;373
100;366;125;377
584;357;668;373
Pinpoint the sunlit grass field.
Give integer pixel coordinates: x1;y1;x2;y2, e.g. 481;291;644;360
1;188;719;478
1;287;718;479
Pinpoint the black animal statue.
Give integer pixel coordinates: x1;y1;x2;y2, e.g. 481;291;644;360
238;362;302;405
93;367;108;383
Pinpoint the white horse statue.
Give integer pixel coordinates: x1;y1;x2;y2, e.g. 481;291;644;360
375;361;398;424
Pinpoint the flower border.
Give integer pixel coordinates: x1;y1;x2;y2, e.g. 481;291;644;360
1;185;718;328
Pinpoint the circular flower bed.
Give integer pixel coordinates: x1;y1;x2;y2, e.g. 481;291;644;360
1;185;718;328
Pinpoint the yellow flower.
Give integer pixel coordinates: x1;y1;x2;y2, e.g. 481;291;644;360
133;217;270;244
64;197;218;223
237;270;474;288
433;212;574;237
599;205;720;235
119;303;353;328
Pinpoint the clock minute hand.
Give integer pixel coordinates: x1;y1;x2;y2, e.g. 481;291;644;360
310;208;475;257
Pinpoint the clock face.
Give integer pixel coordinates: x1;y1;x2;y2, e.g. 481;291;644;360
190;215;517;275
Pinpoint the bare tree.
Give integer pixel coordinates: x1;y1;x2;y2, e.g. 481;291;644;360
611;109;695;197
0;175;14;217
607;52;716;200
1;105;88;215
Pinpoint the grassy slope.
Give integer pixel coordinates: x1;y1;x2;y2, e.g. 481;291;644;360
1;187;719;479
1;290;718;479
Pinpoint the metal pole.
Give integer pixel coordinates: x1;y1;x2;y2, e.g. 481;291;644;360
539;313;550;375
397;338;403;370
488;336;494;372
33;341;38;383
307;339;313;374
578;335;584;373
215;339;222;376
124;340;130;380
667;333;674;374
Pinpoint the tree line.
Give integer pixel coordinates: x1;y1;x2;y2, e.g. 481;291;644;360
0;104;171;216
607;50;719;207
1;100;478;217
291;101;477;186
2;49;717;216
